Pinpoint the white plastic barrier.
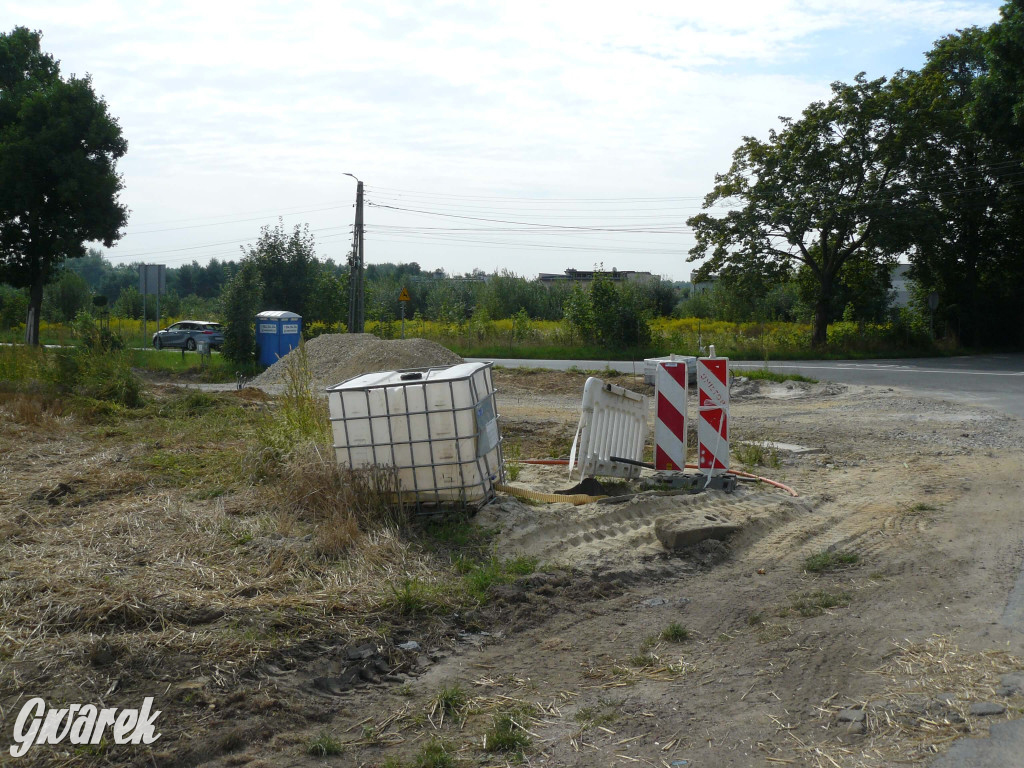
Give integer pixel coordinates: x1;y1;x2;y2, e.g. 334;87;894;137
655;360;688;471
327;362;503;504
569;377;648;481
697;355;729;477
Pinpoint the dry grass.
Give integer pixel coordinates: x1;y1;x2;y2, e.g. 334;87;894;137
765;635;1024;767
0;380;481;763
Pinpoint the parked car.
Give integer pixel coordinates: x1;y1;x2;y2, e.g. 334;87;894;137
152;321;224;351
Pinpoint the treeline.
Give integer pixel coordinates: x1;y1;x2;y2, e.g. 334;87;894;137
0;219;689;353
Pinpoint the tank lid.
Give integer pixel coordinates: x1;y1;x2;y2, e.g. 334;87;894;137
255;311;302;319
327;362;487;391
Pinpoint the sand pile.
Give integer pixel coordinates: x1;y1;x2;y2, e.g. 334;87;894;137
250;333;464;393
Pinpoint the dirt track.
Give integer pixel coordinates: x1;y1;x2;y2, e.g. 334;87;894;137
320;374;1024;767
3;370;1024;767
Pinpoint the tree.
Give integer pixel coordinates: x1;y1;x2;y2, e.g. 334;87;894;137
893;28;1024;346
221;262;263;366
241;221;318;318
42;269;92;322
974;0;1024;151
0;27;128;345
687;75;915;346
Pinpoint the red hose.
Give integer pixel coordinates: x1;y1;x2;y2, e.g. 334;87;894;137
519;458;798;497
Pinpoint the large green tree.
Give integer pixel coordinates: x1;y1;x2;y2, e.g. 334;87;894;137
0;27;128;345
974;0;1024;150
687;75;915;347
899;28;1024;346
241;221;319;319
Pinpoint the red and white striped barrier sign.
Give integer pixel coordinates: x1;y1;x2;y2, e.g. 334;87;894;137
697;356;729;475
655;361;688;471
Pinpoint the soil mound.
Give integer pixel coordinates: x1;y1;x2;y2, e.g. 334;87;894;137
250;333;463;393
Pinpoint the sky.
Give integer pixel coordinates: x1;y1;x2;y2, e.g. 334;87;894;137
2;0;1006;283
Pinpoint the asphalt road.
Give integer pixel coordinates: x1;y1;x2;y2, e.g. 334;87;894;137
472;354;1024;419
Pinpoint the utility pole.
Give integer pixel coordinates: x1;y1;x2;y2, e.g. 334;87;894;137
346;174;365;334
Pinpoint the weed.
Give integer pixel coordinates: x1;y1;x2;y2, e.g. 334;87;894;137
485;712;531;753
432;683;468;721
629;652;657;668
307;731;344;756
574;703;620;728
461;555;537;601
803;549;860;573
786;590;851;617
734;438;780;469
389;578;450;616
746;613;763;626
505;441;522;482
910;502;936;512
660;622;690;642
734;367;818;384
413;739;454;768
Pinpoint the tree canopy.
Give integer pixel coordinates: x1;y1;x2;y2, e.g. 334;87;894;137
687;75;915;346
0;27;128;345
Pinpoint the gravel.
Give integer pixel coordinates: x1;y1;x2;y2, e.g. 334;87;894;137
249;333;463;393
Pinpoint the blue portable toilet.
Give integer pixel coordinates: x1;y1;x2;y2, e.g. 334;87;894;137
255;311;302;367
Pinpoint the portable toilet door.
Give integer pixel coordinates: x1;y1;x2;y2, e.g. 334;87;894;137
255;311;302;366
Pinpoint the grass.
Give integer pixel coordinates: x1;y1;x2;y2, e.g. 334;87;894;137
660;622;691;642
307;732;345;756
413;739;455;768
504;440;522;482
803;549;860;573
431;684;468;724
460;555;538;602
734;367;818;384
785;590;851;617
733;438;781;469
485;712;531;753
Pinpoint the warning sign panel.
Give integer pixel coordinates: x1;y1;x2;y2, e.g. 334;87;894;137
399;287;411;302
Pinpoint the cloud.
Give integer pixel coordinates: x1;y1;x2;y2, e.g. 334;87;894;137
0;0;1005;278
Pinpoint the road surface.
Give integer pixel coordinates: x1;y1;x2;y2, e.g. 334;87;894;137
471;354;1024;419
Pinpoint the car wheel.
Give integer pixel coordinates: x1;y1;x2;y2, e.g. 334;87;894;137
154;337;162;350
186;338;197;351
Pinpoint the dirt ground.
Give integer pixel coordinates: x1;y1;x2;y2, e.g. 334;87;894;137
3;367;1024;767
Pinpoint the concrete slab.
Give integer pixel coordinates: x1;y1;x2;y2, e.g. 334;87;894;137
931;718;1024;768
654;511;741;550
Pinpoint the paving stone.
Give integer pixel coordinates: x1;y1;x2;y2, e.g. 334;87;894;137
999;673;1024;695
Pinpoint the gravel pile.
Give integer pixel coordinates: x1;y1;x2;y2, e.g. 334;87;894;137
250;333;463;393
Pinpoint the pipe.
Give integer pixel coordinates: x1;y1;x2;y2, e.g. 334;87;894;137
494;482;605;506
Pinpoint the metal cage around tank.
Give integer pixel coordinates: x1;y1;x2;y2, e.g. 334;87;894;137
326;362;504;507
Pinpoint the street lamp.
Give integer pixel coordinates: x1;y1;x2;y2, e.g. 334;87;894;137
344;173;365;334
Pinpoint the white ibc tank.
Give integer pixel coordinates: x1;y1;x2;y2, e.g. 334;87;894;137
327;362;503;505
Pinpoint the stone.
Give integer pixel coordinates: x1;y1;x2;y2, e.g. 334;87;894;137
654;513;740;551
346;643;376;660
397;641;421;652
837;708;866;723
999;672;1024;695
969;701;1006;717
642;597;668;607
